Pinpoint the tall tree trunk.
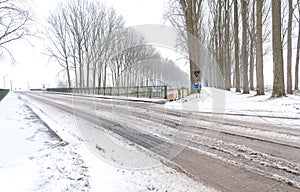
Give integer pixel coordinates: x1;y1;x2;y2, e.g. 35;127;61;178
92;60;97;93
103;64;107;88
97;76;101;94
78;42;84;90
249;42;254;90
214;19;219;87
224;0;231;91
234;0;241;92
241;0;249;94
218;0;224;88
65;60;71;88
72;42;78;88
249;1;255;91
272;0;285;97
295;21;300;91
287;0;293;94
86;58;90;90
180;0;202;93
256;0;264;95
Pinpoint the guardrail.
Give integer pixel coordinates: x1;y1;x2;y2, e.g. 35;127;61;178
46;86;168;99
0;89;9;101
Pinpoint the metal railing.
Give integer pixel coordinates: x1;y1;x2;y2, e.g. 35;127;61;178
46;86;168;99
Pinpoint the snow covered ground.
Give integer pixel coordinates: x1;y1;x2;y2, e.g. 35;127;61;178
0;93;90;191
1;88;299;192
166;87;300;119
0;92;216;192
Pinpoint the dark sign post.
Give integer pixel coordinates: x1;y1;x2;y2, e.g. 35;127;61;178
194;82;200;99
194;71;201;99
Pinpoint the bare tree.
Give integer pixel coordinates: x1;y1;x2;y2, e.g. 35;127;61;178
286;0;293;94
281;0;290;48
46;0;126;91
46;0;191;92
46;8;72;88
0;0;32;59
272;0;285;97
234;0;241;92
241;0;249;94
65;0;85;89
224;0;232;91
262;1;272;57
295;1;300;91
165;0;203;92
256;0;264;95
217;0;224;87
111;29;162;88
95;8;124;89
249;1;256;91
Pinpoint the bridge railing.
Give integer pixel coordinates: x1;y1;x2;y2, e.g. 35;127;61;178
46;86;168;99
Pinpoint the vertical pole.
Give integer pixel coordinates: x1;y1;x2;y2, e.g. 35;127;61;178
3;76;5;88
164;86;167;99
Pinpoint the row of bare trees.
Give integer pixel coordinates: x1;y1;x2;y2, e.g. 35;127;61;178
166;0;300;97
46;0;188;91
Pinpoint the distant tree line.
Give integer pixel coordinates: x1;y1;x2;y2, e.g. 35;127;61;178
45;0;188;92
165;0;300;97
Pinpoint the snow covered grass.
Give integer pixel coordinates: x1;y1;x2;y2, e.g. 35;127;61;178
0;93;89;191
0;143;90;191
0;93;60;166
165;87;300;118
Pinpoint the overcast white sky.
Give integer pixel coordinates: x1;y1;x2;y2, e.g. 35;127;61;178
0;0;168;90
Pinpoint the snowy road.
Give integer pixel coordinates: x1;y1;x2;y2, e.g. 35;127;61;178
19;91;300;192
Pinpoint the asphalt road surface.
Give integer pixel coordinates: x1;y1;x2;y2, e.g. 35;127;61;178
20;92;300;192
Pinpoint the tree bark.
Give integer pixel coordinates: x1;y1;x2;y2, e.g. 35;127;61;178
234;0;240;92
256;0;264;95
272;0;285;97
224;0;231;91
286;0;293;94
295;21;300;91
241;0;249;94
249;1;255;91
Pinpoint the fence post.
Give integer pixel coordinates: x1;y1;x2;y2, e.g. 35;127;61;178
164;86;167;99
